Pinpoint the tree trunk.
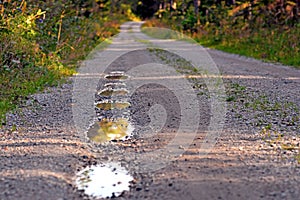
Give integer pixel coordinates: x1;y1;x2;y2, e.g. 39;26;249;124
169;0;174;12
193;0;200;16
226;0;235;6
296;0;300;23
216;0;222;6
194;0;200;25
110;0;115;15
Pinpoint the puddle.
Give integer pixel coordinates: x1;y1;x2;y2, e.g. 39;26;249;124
105;71;128;80
87;118;134;143
98;88;129;97
96;100;130;110
92;73;133;143
76;162;133;198
96;110;130;120
104;82;126;88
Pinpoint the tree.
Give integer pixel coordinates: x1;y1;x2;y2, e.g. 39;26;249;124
135;0;159;19
193;0;200;16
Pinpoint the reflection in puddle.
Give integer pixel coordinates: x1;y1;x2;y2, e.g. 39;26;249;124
87;118;134;143
98;88;129;97
76;70;135;198
76;162;133;198
96;100;130;110
91;70;133;143
104;82;126;88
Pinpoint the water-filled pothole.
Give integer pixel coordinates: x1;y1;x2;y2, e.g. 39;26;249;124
104;82;126;88
87;118;134;143
98;88;129;97
105;71;128;80
76;162;133;198
96;100;130;110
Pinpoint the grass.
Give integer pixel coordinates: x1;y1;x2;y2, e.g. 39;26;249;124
148;38;300;162
195;26;300;68
222;80;300;131
0;1;133;125
143;19;300;68
296;154;300;164
226;81;300;163
0;63;62;123
0;19;122;125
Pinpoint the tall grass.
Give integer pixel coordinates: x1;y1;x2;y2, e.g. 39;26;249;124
0;0;132;125
143;1;300;68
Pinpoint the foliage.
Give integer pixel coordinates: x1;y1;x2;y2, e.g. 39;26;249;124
0;0;133;125
143;0;300;67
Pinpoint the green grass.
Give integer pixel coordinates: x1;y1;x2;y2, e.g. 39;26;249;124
0;1;133;125
0;63;62;125
0;19;122;125
196;27;300;67
296;153;300;164
144;19;300;68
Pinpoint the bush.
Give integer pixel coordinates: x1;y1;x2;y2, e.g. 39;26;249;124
0;0;131;124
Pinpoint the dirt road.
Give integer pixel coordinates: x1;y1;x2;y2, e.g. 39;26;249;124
1;21;300;200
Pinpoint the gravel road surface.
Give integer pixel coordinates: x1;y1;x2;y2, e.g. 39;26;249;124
1;21;299;200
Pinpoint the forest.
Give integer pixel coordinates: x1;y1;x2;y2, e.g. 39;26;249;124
0;0;299;124
138;0;299;67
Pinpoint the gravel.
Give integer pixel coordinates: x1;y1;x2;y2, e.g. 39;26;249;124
0;21;299;200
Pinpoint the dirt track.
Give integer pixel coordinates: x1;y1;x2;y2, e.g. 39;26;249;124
1;21;300;200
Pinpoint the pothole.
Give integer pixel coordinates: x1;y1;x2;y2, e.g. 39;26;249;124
87;118;134;143
77;71;135;197
105;71;128;80
76;162;134;198
104;82;126;88
98;88;129;97
95;100;131;110
88;71;133;143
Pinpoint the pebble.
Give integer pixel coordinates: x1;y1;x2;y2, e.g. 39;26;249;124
2;24;300;200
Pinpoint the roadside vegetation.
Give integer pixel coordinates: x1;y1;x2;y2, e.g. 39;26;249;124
0;0;136;124
1;0;299;125
141;0;300;68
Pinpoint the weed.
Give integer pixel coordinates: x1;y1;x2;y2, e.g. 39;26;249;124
144;9;300;68
281;144;296;151
0;0;133;124
296;154;300;164
226;96;236;102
